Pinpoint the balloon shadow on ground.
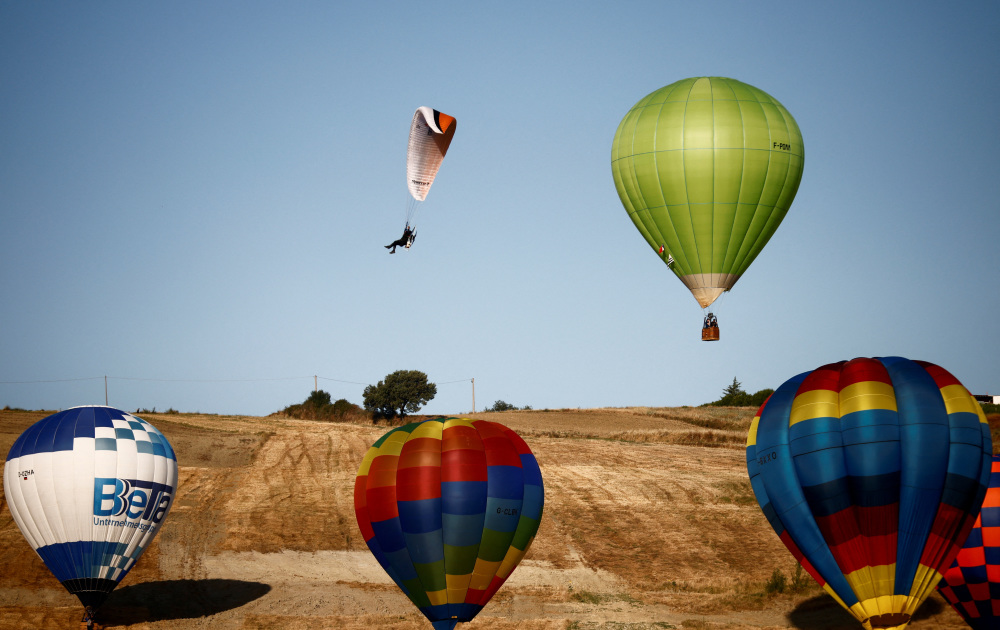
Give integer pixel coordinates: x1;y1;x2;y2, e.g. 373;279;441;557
100;579;271;624
787;592;944;629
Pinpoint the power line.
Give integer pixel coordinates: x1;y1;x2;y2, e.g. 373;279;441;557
109;375;313;383
2;374;473;386
0;376;105;384
316;376;370;386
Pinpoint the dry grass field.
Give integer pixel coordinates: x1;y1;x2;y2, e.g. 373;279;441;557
0;407;978;630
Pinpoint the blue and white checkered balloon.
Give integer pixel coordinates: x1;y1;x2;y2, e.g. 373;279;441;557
3;406;178;616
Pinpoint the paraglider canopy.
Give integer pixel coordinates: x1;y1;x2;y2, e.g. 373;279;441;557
407;106;456;202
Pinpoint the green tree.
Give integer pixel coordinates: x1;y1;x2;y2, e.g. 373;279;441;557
306;389;332;408
722;377;745;400
706;378;773;407
486;400;516;412
279;390;366;422
363;370;437;421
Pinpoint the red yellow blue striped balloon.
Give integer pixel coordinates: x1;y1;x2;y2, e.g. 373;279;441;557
354;417;544;630
746;357;992;630
937;455;1000;629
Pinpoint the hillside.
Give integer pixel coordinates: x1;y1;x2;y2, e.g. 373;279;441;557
0;407;972;630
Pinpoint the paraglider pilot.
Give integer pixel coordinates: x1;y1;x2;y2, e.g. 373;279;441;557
385;224;414;254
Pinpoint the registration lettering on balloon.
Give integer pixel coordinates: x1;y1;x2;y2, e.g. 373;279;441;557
757;451;778;466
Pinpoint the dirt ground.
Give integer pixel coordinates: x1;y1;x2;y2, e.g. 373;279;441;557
0;408;972;630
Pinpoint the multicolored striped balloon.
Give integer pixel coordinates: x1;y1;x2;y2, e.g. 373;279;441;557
354;417;544;630
938;455;1000;629
746;357;992;630
3;406;177;621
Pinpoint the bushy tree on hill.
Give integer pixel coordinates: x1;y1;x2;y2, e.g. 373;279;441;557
483;400;532;412
281;389;366;422
363;370;436;421
707;377;774;408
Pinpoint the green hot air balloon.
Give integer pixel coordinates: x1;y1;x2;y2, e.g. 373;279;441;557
611;77;804;340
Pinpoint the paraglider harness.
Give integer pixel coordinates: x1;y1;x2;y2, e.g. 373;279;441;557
702;312;720;342
385;224;416;253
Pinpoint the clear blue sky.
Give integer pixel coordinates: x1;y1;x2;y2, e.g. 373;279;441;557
2;1;998;416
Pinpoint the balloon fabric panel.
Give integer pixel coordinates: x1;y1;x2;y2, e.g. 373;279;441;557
747;358;992;628
939;457;1000;629
355;418;543;629
3;406;177;613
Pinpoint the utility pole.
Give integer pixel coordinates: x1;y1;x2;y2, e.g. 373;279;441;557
471;378;475;413
314;375;318;392
104;376;108;406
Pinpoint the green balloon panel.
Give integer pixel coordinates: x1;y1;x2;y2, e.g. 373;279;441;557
612;77;804;307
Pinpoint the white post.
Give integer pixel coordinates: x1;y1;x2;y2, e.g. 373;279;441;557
471;378;475;413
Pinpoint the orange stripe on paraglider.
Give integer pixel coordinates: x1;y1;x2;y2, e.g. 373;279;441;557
435;111;455;132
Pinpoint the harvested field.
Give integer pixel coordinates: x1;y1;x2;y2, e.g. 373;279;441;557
0;408;972;629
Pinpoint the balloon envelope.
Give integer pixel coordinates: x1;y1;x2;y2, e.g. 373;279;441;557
611;76;804;308
938;455;1000;629
3;406;178;613
354;417;543;630
746;357;991;630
